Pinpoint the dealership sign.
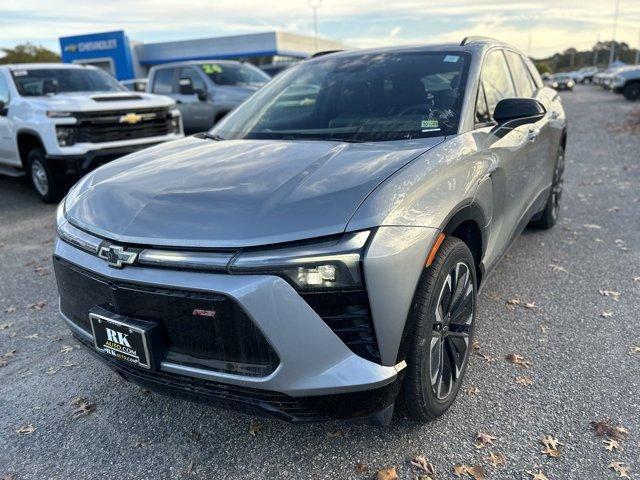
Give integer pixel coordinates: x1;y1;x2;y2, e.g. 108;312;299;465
63;39;118;53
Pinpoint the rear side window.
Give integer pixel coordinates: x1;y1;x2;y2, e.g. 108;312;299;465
523;57;543;88
152;68;175;94
480;50;516;117
504;50;534;97
0;74;9;104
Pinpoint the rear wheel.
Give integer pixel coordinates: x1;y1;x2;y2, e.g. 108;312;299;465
529;145;564;229
27;148;65;203
403;237;477;422
623;82;640;101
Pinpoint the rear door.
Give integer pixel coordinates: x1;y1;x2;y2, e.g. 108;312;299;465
0;72;16;165
473;49;531;268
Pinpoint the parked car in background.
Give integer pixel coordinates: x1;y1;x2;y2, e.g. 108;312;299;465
572;66;599;84
54;37;566;425
121;78;148;92
547;73;575;91
147;60;270;133
0;63;183;202
259;62;295;77
611;67;640;100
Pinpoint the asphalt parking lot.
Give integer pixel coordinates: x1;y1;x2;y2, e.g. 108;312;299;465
1;85;639;480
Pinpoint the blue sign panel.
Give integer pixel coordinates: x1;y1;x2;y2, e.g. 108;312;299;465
59;30;135;80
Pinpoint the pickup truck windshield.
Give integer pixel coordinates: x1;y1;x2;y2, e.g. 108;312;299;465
11;68;126;96
199;63;269;86
211;51;470;142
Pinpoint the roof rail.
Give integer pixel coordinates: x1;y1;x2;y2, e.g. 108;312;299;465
460;36;498;46
310;50;344;58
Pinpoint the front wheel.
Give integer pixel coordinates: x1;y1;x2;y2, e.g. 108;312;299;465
402;236;477;422
28;148;66;203
623;82;640;101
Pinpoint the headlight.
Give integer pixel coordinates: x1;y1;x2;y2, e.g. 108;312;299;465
47;111;73;118
56;126;76;147
229;230;370;291
552;82;559;88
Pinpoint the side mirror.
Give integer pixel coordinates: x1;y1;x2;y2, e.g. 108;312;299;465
0;100;7;116
493;98;546;128
196;89;207;102
178;77;195;95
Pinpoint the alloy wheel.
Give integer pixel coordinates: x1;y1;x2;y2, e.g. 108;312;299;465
550;150;565;221
429;261;475;400
31;159;49;197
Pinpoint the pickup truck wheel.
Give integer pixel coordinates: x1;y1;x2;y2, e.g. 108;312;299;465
529;145;564;229
402;237;477;422
28;148;65;203
623;82;640;101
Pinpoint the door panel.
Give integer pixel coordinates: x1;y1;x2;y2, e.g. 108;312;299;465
0;74;15;164
177;67;214;133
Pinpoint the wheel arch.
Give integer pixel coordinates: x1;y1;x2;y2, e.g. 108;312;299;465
16;129;45;170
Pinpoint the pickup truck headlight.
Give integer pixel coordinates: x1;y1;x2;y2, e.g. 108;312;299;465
229;231;370;291
56;126;77;147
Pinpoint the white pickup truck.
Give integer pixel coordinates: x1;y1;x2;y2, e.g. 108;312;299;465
0;63;183;202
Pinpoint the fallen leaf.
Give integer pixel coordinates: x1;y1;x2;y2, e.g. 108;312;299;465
3;349;17;358
189;431;201;441
486;451;507;468
248;420;262;437
549;264;567;272
474;431;497;448
70;397;95;418
453;464;467;477
24;333;39;339
516;376;534;386
61;361;77;368
609;461;631;478
28;301;46;310
506;299;536;310
464;386;480;396
541;435;563;457
327;429;342;438
15;424;36;435
601;311;614;318
505;353;533;368
465;465;485;480
539;324;548;333
3;306;16;315
475;352;497;363
486;292;501;301
599;290;621;302
46;367;58;375
0;322;14;330
135;440;151;448
591;418;629;440
472;340;481;351
50;335;62;342
526;470;549;480
60;345;73;354
633;276;640;283
354;461;367;474
631;346;640;354
582;223;602;229
604;439;621;452
410;456;435;475
376;467;398;480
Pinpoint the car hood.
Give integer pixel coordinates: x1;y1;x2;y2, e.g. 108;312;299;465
30;91;174;112
65;135;444;248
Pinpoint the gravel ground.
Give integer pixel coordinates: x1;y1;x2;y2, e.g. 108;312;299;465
0;86;639;480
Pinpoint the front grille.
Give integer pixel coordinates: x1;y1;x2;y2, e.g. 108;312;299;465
73;108;173;143
54;257;279;377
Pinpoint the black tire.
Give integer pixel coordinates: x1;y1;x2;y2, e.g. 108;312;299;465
402;236;477;422
623;82;640;101
529;144;565;229
27;148;65;203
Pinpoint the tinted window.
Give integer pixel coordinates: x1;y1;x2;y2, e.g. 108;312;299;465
179;67;206;92
211;51;470;142
11;68;125;96
0;74;9;103
152;68;176;94
200;63;269;86
481;50;516;117
505;51;534;97
475;84;491;124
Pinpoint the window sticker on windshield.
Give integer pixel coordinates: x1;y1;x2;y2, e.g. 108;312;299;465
13;70;28;76
202;64;223;74
421;119;440;132
443;55;460;63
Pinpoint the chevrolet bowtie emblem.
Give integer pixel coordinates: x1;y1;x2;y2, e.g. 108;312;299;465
119;113;143;125
98;245;138;269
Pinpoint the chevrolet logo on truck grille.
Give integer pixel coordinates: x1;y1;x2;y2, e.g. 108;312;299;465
119;113;143;125
98;245;138;269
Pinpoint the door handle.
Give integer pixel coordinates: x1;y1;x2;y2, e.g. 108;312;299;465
527;128;540;142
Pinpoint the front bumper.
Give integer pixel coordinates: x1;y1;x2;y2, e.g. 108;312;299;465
54;239;405;420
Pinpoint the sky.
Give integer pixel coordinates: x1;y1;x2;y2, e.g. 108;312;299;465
1;0;639;59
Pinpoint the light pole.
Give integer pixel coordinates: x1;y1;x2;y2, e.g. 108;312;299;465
635;29;640;64
609;0;620;66
309;0;322;53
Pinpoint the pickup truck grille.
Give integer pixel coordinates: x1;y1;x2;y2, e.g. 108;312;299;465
73;108;174;143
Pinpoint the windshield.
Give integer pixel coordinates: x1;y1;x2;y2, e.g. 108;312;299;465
12;68;126;96
199;63;269;86
211;51;470;142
